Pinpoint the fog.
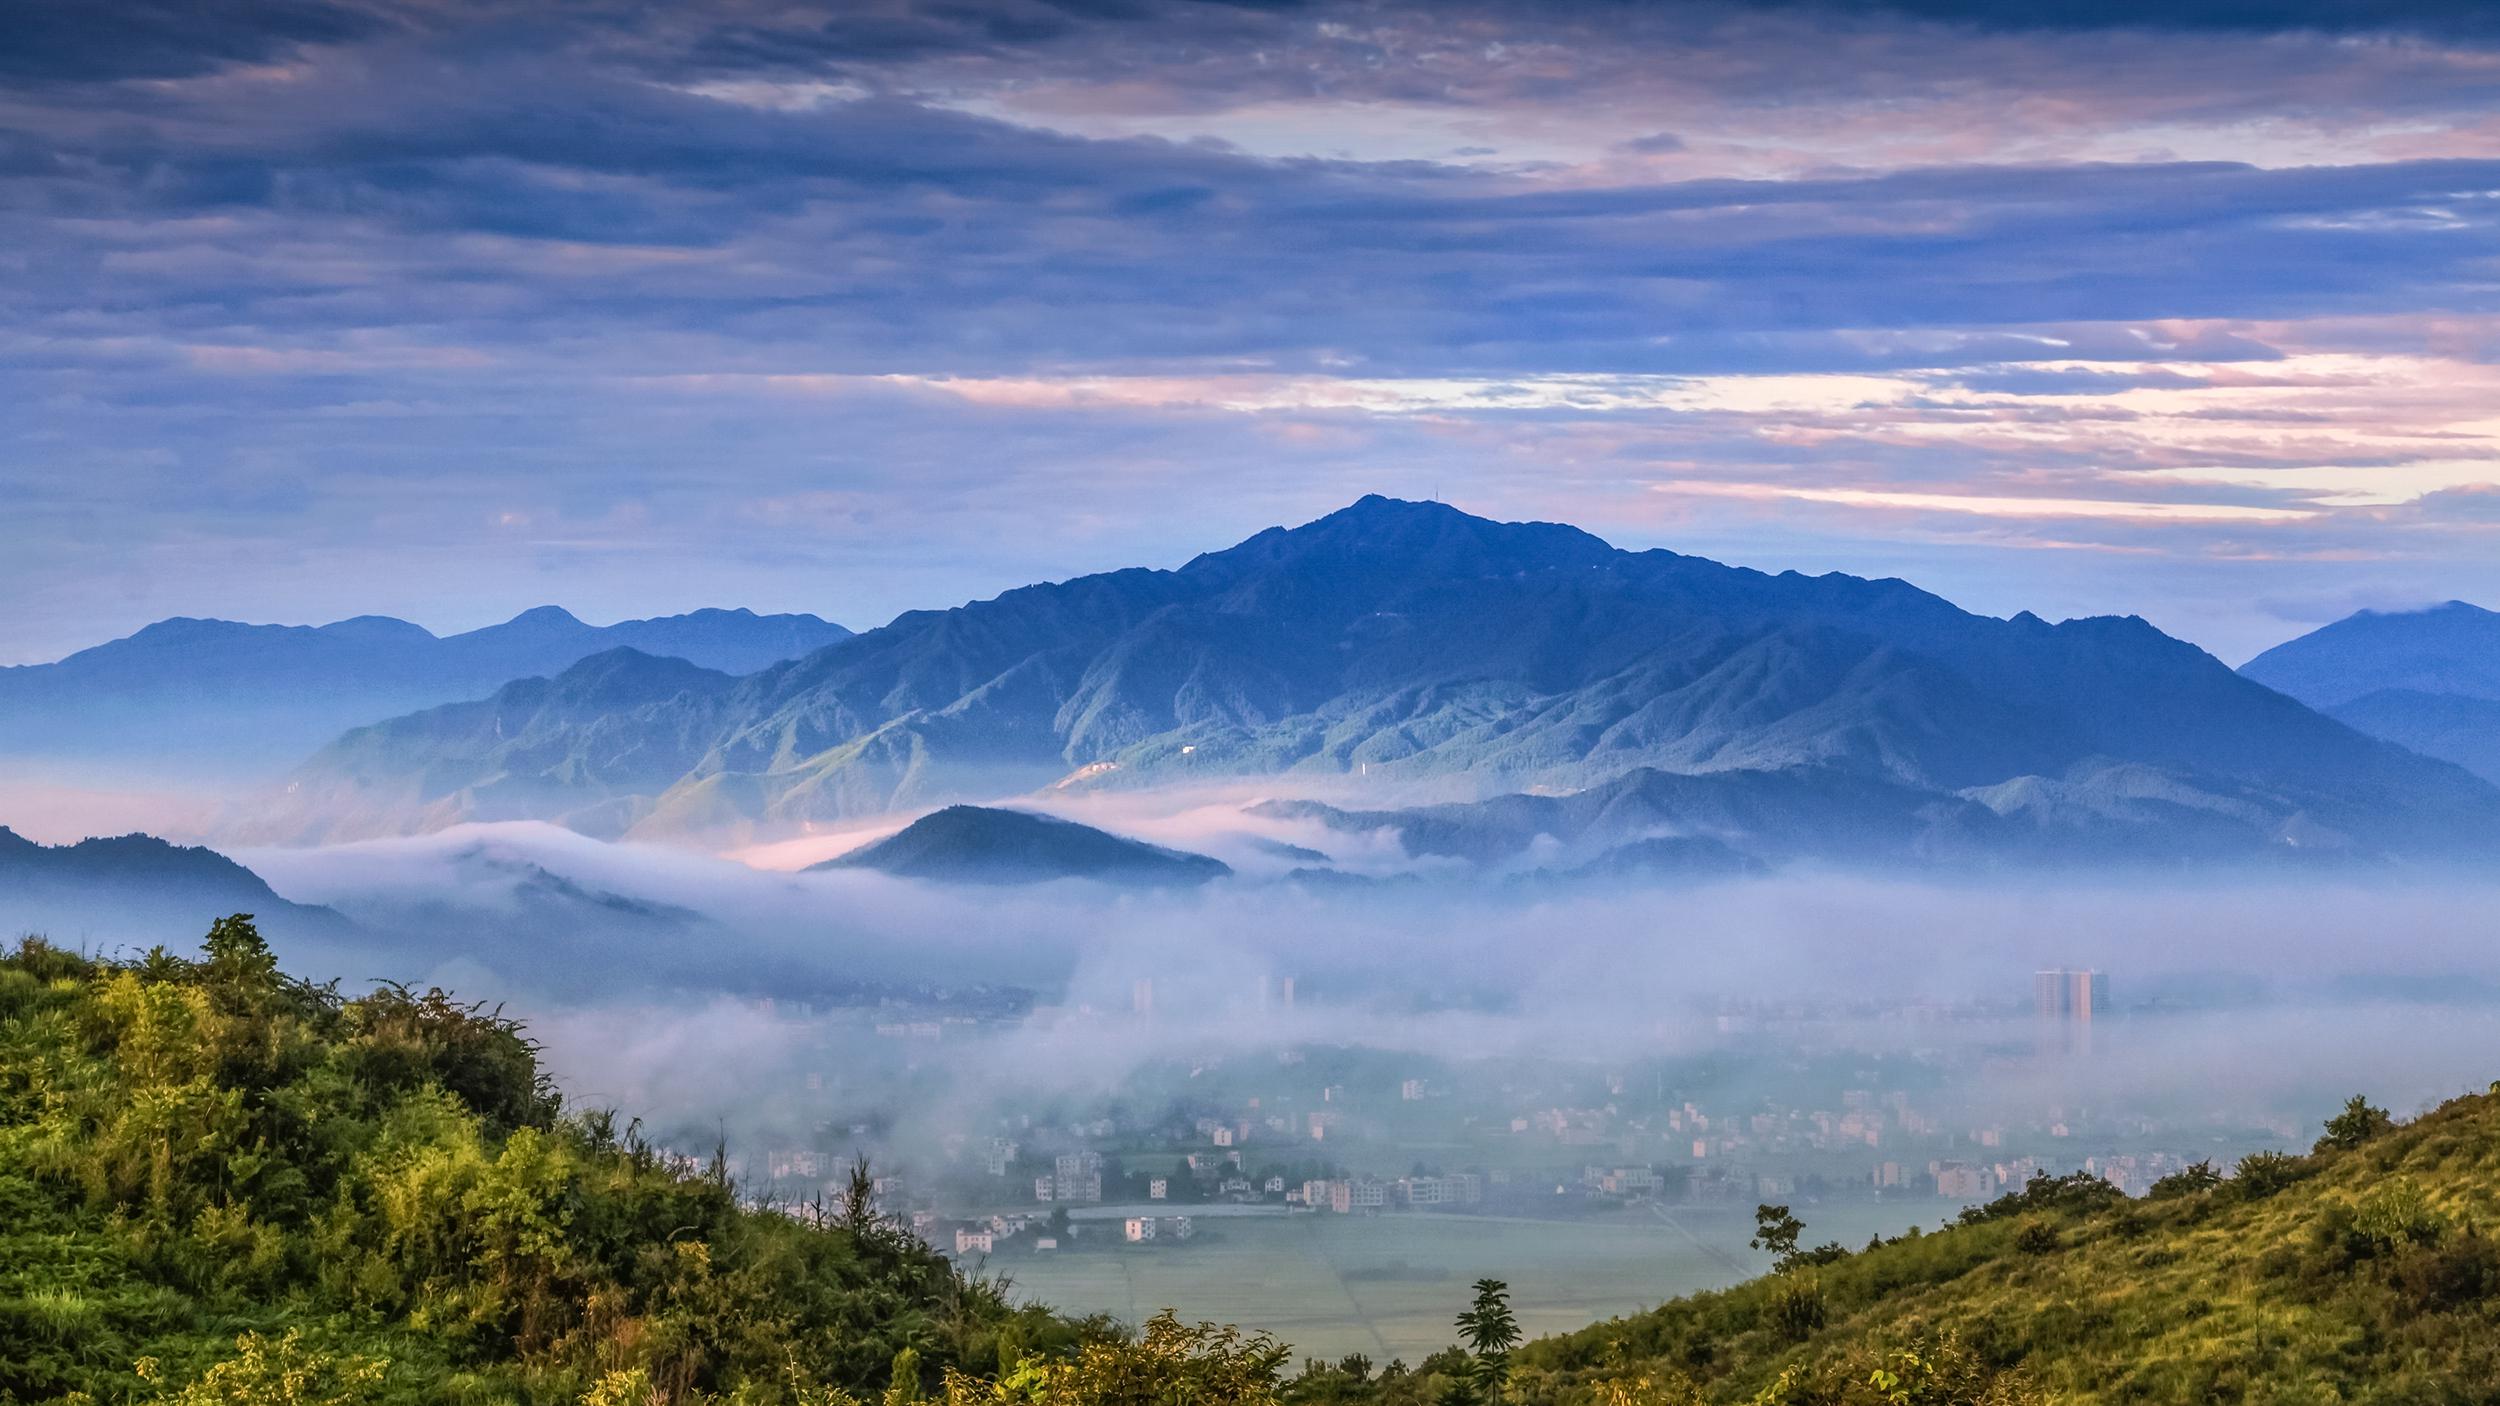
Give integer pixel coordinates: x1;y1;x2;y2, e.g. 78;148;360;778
187;821;2500;1181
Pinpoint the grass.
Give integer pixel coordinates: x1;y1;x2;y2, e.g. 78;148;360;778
1000;1202;1944;1364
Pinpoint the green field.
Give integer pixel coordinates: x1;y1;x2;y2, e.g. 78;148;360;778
997;1203;1944;1364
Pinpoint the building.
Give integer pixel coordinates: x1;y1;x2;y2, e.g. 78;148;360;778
1935;1162;1989;1199
1399;1173;1485;1207
1329;1177;1388;1213
1051;1151;1104;1204
1125;1217;1156;1242
2034;968;2110;1056
1149;1177;1168;1200
954;1228;995;1255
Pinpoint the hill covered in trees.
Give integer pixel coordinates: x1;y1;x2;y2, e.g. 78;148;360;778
0;918;1090;1405
7;919;2498;1405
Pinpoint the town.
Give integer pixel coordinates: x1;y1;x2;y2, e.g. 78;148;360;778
686;967;2294;1280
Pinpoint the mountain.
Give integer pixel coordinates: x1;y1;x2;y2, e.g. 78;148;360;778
248;649;744;842
0;605;851;776
2324;689;2500;786
2241;602;2500;783
1256;757;2359;875
0;824;349;944
2242;601;2500;707
812;805;1232;886
262;498;2500;861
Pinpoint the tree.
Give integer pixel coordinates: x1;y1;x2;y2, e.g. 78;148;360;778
2147;1160;2222;1199
1455;1279;1520;1406
1751;1204;1806;1269
201;913;278;985
2318;1094;2394;1152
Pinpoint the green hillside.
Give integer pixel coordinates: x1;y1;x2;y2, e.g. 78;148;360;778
0;919;1100;1406
9;918;2499;1406
1298;1091;2500;1406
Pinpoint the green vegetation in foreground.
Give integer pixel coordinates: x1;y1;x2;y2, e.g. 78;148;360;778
8;918;2500;1405
0;919;1102;1405
1301;1091;2500;1405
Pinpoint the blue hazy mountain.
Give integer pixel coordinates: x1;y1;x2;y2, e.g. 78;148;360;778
258;498;2500;860
2241;601;2500;783
0;606;851;776
0;824;349;945
811;806;1231;887
253;649;745;842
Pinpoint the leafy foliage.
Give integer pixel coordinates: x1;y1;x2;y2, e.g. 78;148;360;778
0;922;1078;1405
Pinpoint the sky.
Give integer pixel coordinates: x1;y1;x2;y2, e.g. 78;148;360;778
5;0;2500;666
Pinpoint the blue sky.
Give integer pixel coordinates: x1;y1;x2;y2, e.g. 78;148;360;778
5;0;2499;664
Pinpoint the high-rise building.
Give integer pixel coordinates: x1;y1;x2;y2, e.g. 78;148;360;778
2034;969;2109;1055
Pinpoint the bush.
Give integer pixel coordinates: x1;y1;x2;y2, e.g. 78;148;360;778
2316;1095;2395;1154
2227;1151;2309;1201
2147;1161;2222;1200
2389;1228;2500;1311
1957;1172;2123;1226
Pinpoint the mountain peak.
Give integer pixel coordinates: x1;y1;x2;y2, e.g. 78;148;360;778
1188;495;1618;585
498;605;587;630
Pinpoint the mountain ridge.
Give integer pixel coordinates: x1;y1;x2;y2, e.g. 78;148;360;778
244;498;2500;861
0;605;853;777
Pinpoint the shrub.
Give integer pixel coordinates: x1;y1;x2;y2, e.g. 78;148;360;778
2388;1228;2500;1311
2227;1151;2308;1201
2316;1095;2394;1154
2147;1161;2222;1200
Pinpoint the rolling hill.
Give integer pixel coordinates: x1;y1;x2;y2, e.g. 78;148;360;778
812;805;1232;887
0;605;850;776
254;498;2500;863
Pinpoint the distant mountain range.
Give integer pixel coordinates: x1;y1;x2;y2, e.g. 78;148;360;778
2241;601;2500;785
814;806;1232;887
0;606;851;775
239;497;2500;865
0;825;349;945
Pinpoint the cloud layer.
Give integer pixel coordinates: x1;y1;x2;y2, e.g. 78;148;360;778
5;0;2499;661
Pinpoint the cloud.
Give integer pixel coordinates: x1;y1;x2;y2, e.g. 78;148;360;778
0;0;383;84
5;0;2500;663
201;821;2500;1166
